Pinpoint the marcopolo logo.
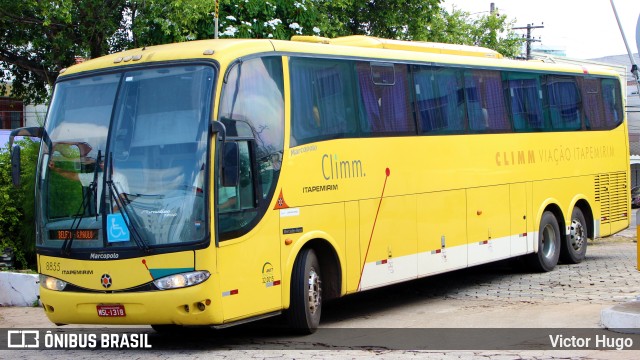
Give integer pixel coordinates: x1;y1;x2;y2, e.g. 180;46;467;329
90;253;119;260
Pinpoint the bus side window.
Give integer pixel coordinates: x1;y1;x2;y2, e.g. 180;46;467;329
463;69;510;132
544;75;581;131
357;62;415;135
577;77;605;129
505;72;545;132
601;78;623;129
413;66;465;134
290;58;358;145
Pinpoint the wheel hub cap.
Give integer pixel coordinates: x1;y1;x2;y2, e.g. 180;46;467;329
307;269;321;315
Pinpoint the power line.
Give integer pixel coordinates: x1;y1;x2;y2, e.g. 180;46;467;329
513;23;544;60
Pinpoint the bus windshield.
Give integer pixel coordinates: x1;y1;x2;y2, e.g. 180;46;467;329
37;65;215;252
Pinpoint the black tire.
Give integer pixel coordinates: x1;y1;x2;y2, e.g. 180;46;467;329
526;211;561;272
560;207;588;264
286;248;322;334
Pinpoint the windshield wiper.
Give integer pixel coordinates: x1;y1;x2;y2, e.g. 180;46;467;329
105;152;149;252
61;150;102;255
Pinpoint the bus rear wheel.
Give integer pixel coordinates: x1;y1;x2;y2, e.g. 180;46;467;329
286;248;322;334
527;211;561;272
560;207;588;264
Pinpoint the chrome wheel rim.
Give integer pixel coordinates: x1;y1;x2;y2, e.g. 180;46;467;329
307;268;321;316
541;223;557;260
570;219;586;252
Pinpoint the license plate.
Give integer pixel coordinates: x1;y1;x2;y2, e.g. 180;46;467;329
97;304;126;317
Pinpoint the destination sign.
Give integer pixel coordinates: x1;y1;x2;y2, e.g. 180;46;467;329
49;229;99;240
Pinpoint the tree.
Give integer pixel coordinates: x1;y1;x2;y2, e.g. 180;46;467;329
1;0;524;104
216;0;326;40
428;7;524;58
125;0;216;47
320;0;442;40
0;138;40;269
0;0;126;104
0;0;213;104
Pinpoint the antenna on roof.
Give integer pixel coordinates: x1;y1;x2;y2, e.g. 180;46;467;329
610;0;640;97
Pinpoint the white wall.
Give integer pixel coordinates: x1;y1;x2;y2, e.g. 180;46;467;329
0;272;39;307
24;104;48;127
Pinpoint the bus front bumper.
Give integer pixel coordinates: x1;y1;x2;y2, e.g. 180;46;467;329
39;282;222;326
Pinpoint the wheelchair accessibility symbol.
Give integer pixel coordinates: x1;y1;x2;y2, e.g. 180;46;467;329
107;214;130;243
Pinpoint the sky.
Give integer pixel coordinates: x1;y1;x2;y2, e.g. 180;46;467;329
442;0;639;59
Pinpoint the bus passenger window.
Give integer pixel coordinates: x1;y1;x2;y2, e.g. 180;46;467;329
290;58;358;145
601;78;623;129
357;62;415;135
577;77;622;130
577;77;605;129
544;76;581;130
505;72;545;132
463;70;510;132
413;66;465;134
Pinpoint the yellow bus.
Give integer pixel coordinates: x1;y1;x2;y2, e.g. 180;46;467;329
10;35;629;333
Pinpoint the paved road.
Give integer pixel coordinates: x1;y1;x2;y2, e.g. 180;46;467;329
2;233;640;359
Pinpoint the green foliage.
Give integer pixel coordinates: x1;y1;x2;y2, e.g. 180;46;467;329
217;0;325;39
0;0;126;104
129;0;216;46
320;0;442;40
0;138;40;269
428;7;524;58
1;0;525;104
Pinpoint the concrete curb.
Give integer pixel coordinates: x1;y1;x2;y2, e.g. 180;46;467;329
0;272;39;307
601;299;640;334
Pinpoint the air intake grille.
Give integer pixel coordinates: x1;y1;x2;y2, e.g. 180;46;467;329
594;172;628;223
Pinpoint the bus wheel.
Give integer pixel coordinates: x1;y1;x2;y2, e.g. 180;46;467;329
560;207;588;264
287;248;322;334
527;211;561;272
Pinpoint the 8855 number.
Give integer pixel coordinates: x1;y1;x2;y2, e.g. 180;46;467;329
45;262;61;272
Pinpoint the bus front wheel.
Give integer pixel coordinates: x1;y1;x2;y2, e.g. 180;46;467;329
527;211;561;272
560;207;588;264
286;248;322;334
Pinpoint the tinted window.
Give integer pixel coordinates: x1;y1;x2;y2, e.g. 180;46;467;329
290;58;358;146
413;66;466;134
577;77;606;129
357;62;415;135
463;69;510;132
506;72;545;131
601;78;623;129
577;77;623;130
545;76;582;130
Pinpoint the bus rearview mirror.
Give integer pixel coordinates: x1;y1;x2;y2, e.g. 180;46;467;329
222;142;239;187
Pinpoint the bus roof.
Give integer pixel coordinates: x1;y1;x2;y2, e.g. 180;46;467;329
60;36;619;78
291;35;504;59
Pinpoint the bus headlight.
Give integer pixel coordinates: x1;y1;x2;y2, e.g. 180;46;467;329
153;271;210;290
39;274;67;291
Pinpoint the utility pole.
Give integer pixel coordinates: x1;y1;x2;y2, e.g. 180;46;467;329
214;0;219;39
513;23;544;60
610;0;640;97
